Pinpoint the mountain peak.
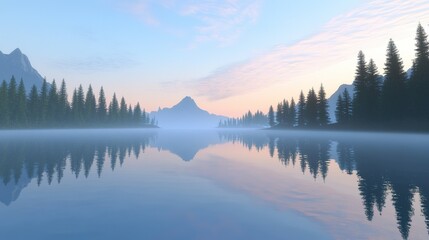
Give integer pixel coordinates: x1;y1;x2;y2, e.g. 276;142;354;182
10;48;22;55
174;96;199;109
0;48;44;92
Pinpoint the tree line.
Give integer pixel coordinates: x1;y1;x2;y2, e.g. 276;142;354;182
0;78;156;128
268;23;429;130
336;23;429;128
219;110;267;128
268;85;329;128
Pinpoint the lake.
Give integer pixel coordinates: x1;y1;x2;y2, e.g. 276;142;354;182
0;129;428;240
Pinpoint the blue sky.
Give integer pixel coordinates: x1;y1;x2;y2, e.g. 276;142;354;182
1;0;428;116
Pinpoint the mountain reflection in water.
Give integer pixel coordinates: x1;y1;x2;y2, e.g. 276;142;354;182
0;129;428;239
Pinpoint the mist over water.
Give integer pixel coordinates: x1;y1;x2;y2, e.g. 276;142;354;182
0;129;428;239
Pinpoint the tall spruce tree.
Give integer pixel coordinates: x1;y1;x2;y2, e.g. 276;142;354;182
27;85;39;126
343;88;352;124
133;103;143;126
353;51;368;122
109;93;119;123
0;80;9;127
8;76;17;124
268;105;275;127
282;100;289;126
276;102;282;125
97;87;107;123
71;89;80;124
47;80;58;124
84;85;96;124
382;39;407;121
39;79;49;125
58;80;70;124
297;91;306;127
288;98;297;127
318;85;329;126
16;79;27;126
76;85;86;123
336;94;344;124
305;88;318;127
119;97;128;123
409;23;429;119
366;59;381;121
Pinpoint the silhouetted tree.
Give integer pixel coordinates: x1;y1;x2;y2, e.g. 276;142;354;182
16;80;27;126
409;23;429;120
268;105;275;127
318;85;329;126
27;85;39;126
297;91;306;127
84;85;96;124
305;88;318;127
97;87;107;123
7;76;17;124
288;98;297;127
58;80;70;123
109;93;119;123
382;39;407;121
366;59;381;122
353;51;368;122
47;80;58;124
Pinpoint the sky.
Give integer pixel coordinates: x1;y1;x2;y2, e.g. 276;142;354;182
1;0;429;117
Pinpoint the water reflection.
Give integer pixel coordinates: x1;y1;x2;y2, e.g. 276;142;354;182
219;130;429;239
0;129;428;239
0;130;155;205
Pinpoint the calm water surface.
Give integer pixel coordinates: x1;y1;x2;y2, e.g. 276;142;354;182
0;129;428;240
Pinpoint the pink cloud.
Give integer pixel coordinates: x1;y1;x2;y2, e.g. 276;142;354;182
193;0;429;100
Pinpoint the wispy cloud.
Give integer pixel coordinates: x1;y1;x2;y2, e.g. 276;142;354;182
123;0;261;45
192;0;429;100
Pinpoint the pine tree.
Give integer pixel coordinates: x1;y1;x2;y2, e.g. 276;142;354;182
336;94;344;124
288;98;297;127
109;93;119;123
276;102;283;125
119;97;128;123
366;59;381;121
343;88;352;124
58;80;70;124
84;85;96;124
305;88;318;127
7;76;17;124
381;39;407;121
39;79;49;125
297;91;306;127
142;108;147;124
27;85;39;126
282;100;289;126
318;84;329;126
133;103;142;126
409;23;429;119
76;85;85;124
268;105;275;127
97;87;107;123
71;89;80;124
0;80;9;127
353;51;368;122
127;105;133;123
16;79;27;127
47;80;58;125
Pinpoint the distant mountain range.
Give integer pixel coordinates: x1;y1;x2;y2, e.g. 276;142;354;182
0;48;44;91
150;96;227;128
